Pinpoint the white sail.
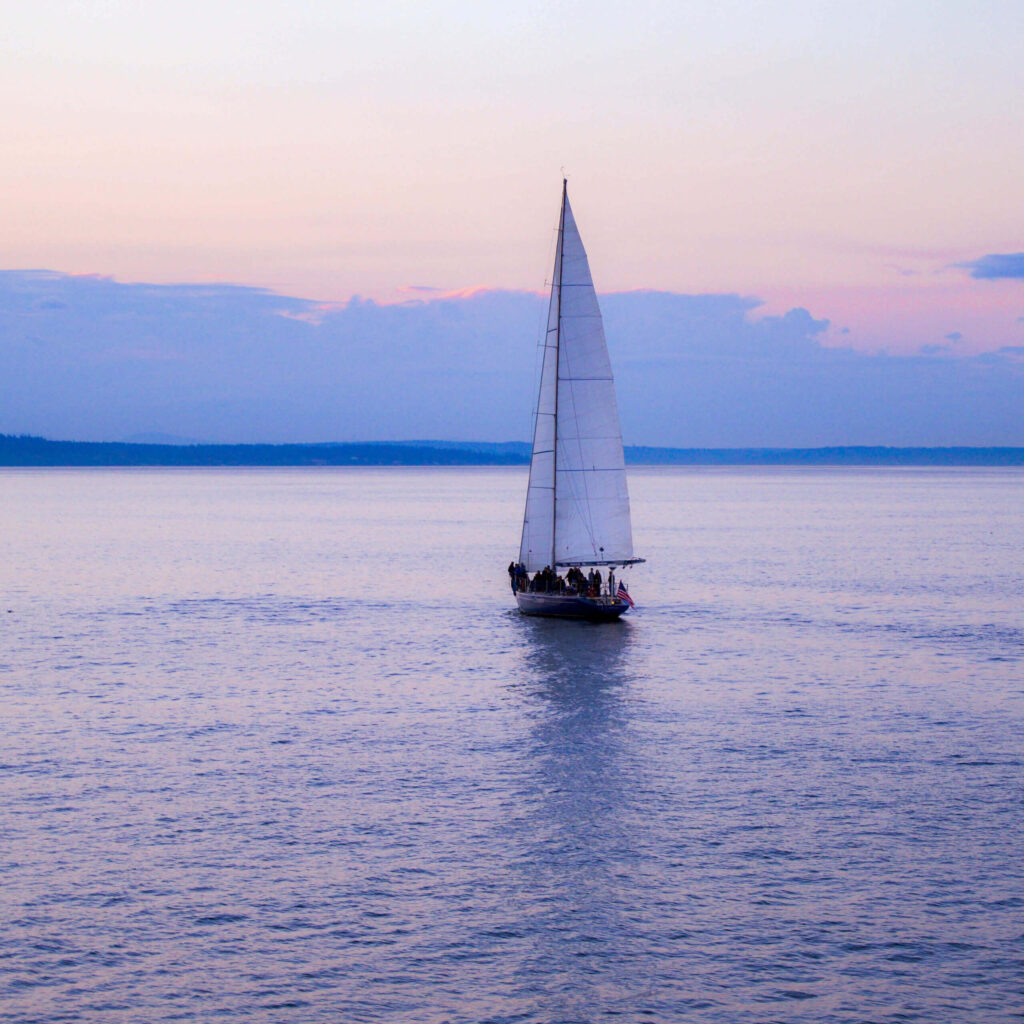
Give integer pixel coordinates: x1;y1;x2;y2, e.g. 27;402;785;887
519;183;637;571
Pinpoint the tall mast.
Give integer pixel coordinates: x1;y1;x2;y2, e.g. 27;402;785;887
551;178;566;569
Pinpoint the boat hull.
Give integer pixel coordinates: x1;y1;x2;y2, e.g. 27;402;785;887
515;592;629;621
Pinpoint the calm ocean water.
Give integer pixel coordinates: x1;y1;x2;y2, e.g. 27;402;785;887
1;466;1022;1023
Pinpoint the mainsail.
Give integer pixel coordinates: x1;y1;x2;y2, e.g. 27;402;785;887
519;181;637;572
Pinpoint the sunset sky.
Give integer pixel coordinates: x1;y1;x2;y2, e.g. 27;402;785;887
2;0;1022;356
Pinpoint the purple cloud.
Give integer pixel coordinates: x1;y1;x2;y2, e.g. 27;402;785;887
957;253;1024;280
2;271;1023;446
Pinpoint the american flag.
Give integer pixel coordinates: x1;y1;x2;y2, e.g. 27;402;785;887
616;581;635;608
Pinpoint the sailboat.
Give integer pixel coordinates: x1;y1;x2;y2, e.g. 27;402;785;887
512;180;644;621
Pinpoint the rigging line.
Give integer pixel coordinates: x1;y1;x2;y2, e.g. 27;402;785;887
520;209;562;566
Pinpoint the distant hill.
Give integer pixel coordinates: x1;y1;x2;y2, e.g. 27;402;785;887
2;435;1023;467
0;435;526;467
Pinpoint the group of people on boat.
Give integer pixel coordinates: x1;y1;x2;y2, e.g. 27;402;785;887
507;561;614;598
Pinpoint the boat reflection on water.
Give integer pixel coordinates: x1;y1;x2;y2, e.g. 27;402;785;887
507;616;646;1014
513;615;636;733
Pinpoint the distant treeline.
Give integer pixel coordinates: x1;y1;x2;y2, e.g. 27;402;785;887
0;435;526;467
2;435;1023;467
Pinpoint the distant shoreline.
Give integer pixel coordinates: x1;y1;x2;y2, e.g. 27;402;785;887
2;435;1023;467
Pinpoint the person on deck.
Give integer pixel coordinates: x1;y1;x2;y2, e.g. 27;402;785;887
515;563;527;591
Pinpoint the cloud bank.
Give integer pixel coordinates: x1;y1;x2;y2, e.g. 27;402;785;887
958;253;1024;280
1;271;1022;446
